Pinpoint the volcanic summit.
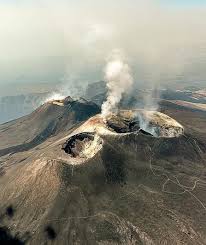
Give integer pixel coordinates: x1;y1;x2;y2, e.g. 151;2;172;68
0;95;206;244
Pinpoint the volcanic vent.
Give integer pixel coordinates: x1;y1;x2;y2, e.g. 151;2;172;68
103;110;184;138
62;132;103;159
104;113;139;134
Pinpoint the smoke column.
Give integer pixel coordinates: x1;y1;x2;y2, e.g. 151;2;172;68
101;50;133;118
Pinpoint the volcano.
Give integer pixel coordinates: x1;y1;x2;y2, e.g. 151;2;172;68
0;96;100;157
0;99;206;244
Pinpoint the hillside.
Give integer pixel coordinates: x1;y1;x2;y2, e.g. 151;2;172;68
0;101;206;244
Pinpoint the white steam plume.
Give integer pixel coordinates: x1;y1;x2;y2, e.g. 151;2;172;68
101;50;133;118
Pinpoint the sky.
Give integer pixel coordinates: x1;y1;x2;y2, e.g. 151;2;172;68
2;0;206;6
161;0;206;7
0;0;206;91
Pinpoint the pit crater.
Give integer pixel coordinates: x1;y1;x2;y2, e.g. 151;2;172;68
62;132;103;159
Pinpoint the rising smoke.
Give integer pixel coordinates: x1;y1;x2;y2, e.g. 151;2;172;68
101;50;133;118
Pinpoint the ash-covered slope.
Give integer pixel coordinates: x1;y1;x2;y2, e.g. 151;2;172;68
0;97;100;157
0;107;206;244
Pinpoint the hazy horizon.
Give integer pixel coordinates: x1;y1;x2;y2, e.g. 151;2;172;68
0;0;206;95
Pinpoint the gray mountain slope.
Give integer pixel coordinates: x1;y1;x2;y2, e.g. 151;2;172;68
0;102;206;244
